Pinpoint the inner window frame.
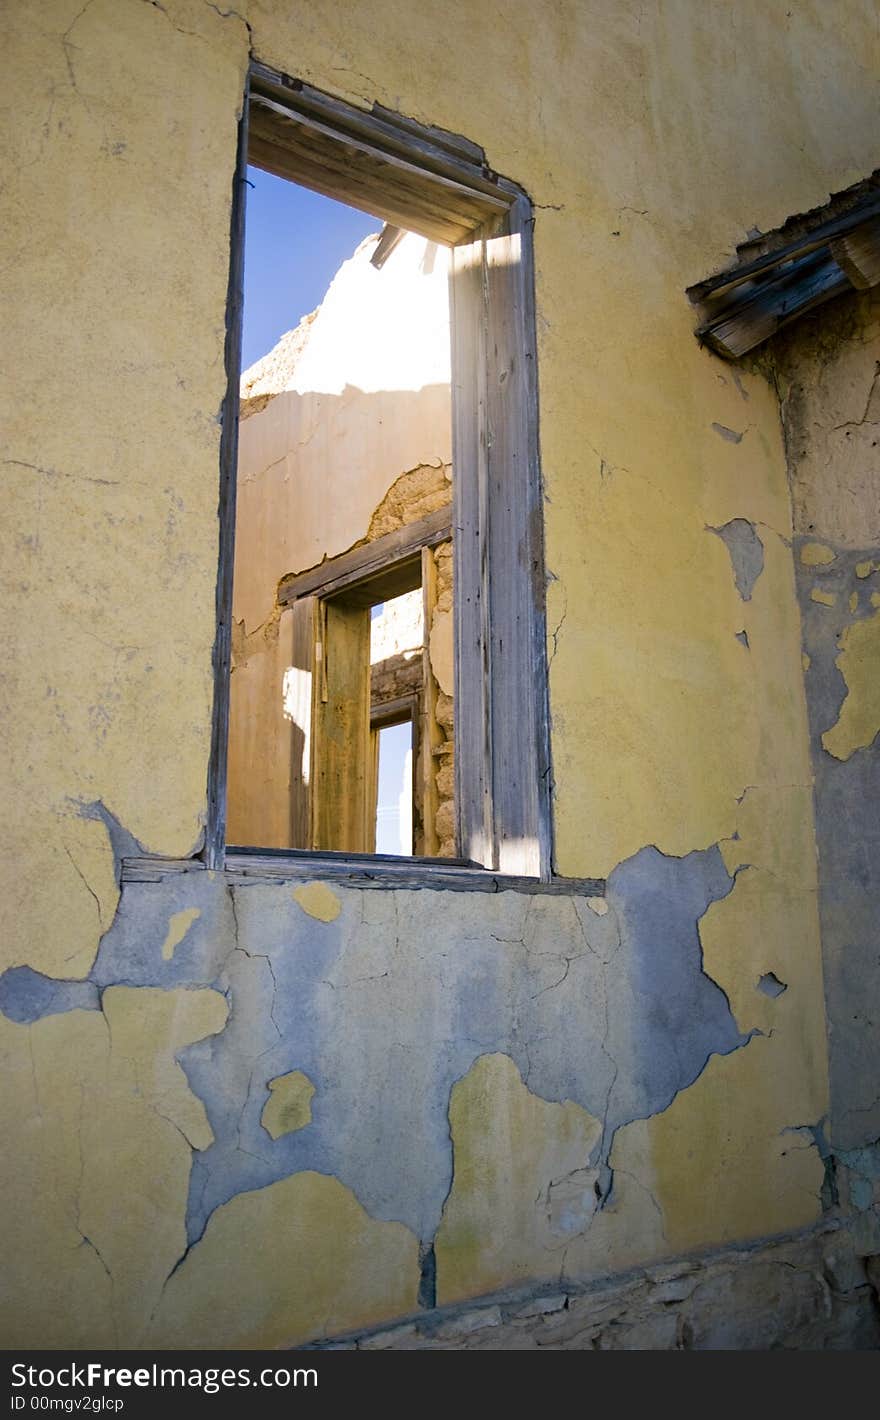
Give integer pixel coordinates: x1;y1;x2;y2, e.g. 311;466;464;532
207;61;553;880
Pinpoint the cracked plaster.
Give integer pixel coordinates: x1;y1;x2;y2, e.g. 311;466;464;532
2;0;861;1348
772;287;880;1154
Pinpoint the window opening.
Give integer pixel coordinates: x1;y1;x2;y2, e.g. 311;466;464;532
208;64;553;879
374;718;414;856
225;163;454;858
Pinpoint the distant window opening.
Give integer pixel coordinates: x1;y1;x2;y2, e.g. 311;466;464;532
374;718;414;856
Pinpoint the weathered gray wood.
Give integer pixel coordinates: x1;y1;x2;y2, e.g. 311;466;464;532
122;852;605;897
699;252;849;358
371;224;405;269
250;64;497;194
484;198;553;877
278;508;451;606
206;82;250;872
830;217;880;289
310;600;372;852
419;545;442;858
450;231;494;868
249;95;507;246
370;694;418;726
689;193;880;304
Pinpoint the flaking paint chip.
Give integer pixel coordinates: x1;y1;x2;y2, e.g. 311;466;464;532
160;907;201;961
261;1070;315;1139
292;881;342;922
800;542;836;567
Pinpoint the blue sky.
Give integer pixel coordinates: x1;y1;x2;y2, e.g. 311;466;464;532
241;165;381;370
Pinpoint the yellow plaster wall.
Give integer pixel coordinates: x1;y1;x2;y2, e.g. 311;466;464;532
0;988;228;1348
5;0;880;1347
148;1171;420;1349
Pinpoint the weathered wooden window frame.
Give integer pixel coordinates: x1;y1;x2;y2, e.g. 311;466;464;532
206;61;553;880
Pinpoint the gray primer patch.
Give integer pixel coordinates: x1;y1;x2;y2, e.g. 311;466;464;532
710;519;765;601
0;966;99;1024
757;971;787;998
711;422;744;444
795;536;880;1149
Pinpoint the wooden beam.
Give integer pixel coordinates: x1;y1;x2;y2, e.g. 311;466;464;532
278;508;451;607
310;600;372;853
450;229;494;868
205;81;249;872
419;545;441;858
371;224;406;269
484;199;553;877
830;217;880;290
689;193;880;304
249;95;508;247
250;64;499;194
122;851;606;898
697;251;850;359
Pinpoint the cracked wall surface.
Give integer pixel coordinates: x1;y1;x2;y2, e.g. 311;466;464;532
772;287;880;1157
0;844;826;1343
6;0;879;1347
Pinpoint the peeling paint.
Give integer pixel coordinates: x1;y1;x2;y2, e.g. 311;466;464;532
709;519;765;601
822;610;880;760
711;422;744;444
261;1070;316;1139
293;882;342;922
800;543;836;567
161;907;202;961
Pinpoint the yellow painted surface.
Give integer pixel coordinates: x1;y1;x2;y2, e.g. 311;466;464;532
822;610;880;760
2;0;246;988
872;591;880;608
856;560;878;578
292;881;342;921
160;907;201;961
1;809;121;980
811;588;837;606
0;989;228;1347
800;542;836;566
6;0;876;1346
849;591;859;614
149;1171;419;1348
802;652;811;671
646;1038;825;1253
436;1054;674;1297
436;1054;602;1304
261;1070;315;1139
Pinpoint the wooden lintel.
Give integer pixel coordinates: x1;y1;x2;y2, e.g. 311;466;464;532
249;91;508;247
278;507;452;607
